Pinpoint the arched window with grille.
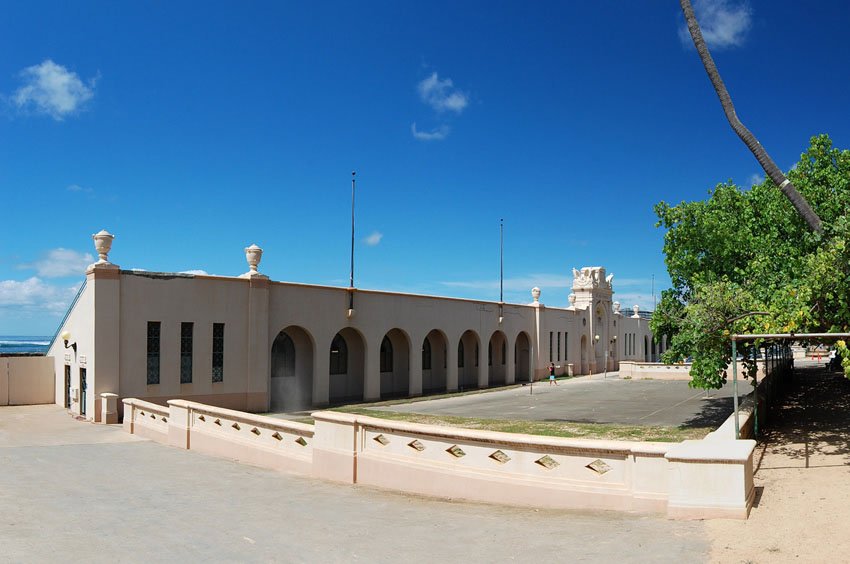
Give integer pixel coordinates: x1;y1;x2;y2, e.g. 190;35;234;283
329;333;348;375
380;336;393;372
422;337;432;370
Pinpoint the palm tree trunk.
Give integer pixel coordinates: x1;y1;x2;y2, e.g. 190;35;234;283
679;0;823;234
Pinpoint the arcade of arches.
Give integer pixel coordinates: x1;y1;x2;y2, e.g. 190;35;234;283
270;327;534;408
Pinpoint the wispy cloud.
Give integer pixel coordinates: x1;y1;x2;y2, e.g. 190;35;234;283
12;60;97;120
411;71;468;142
411;123;449;141
679;0;752;49
613;292;655;310
0;277;81;315
364;231;383;246
441;274;572;293
441;274;652;293
417;72;468;114
67;183;94;195
18;248;93;278
179;269;209;276
747;173;764;187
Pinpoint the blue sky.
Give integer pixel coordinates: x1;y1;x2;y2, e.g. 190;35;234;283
2;0;849;335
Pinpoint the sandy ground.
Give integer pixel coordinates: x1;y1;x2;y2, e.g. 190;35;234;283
707;363;850;563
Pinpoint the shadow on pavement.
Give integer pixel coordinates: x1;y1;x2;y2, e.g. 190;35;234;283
759;364;850;469
678;395;735;429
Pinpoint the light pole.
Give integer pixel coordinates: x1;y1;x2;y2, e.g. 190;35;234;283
594;334;600;376
499;218;504;324
607;335;617;379
348;171;356;318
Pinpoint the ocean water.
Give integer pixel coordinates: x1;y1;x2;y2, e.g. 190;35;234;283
0;336;51;355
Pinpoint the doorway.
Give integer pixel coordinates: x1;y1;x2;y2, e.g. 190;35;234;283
64;365;71;409
80;368;87;416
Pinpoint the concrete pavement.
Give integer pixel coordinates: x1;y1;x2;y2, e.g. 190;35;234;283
0;404;709;563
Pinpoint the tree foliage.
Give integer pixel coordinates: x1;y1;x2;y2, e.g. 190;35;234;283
652;135;850;388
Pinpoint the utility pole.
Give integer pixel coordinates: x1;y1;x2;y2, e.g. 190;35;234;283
348;171;356;316
499;218;504;323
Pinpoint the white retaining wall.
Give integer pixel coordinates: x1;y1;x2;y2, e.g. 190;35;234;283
123;398;756;520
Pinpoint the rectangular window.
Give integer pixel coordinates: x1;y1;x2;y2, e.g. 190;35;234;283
564;332;568;361
549;332;553;362
180;322;193;384
147;321;161;385
557;332;561;361
212;323;224;382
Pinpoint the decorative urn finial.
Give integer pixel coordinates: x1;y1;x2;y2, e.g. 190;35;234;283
632;304;640;318
613;301;621;314
245;244;263;273
91;230;115;264
568;293;576;307
531;287;541;303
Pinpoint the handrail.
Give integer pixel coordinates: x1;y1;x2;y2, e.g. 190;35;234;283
48;279;87;352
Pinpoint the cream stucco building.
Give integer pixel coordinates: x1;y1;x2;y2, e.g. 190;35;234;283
48;231;664;421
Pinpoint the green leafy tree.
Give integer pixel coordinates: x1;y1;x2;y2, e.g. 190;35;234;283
652;135;850;388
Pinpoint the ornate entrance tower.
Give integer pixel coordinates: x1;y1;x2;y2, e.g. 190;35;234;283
571;267;616;373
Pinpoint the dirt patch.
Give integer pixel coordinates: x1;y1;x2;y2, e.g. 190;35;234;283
706;365;850;562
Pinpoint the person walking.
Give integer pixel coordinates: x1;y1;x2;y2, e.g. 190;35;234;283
548;362;557;385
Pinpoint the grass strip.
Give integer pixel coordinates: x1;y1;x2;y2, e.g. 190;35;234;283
328;407;710;442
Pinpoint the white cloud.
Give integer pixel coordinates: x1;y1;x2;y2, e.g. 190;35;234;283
679;0;752;49
19;248;93;278
417;72;468;114
441;274;572;293
411;122;449;141
13;60;96;120
441;274;652;293
364;232;383;246
0;277;80;315
180;270;209;276
67;183;94;195
747;173;764;186
612;292;654;311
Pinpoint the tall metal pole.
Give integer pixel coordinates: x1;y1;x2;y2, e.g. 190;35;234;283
499;219;504;323
349;171;356;312
732;339;740;439
500;219;504;303
652;274;656;310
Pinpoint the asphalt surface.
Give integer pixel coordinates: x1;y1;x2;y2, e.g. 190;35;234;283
0;404;709;563
375;374;738;428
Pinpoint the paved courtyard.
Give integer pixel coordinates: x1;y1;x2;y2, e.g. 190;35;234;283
3;364;846;562
0;404;707;563
374;374;738;429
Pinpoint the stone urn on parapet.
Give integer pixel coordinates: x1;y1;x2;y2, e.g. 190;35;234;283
241;244;268;279
87;230;119;272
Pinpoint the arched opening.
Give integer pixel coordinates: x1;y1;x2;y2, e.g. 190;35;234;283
270;326;314;412
651;338;657;362
329;328;366;404
515;331;531;382
580;335;589;375
380;328;410;399
644;335;650;362
489;330;508;385
458;330;480;390
422;329;448;394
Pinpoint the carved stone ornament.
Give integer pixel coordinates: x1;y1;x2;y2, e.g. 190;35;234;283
613;301;621;314
571;266;614;291
91;230;115;264
632;304;640;318
245;244;263;272
531;287;541;303
568;293;576;307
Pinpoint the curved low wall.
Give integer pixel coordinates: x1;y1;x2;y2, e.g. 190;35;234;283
122;398;756;520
